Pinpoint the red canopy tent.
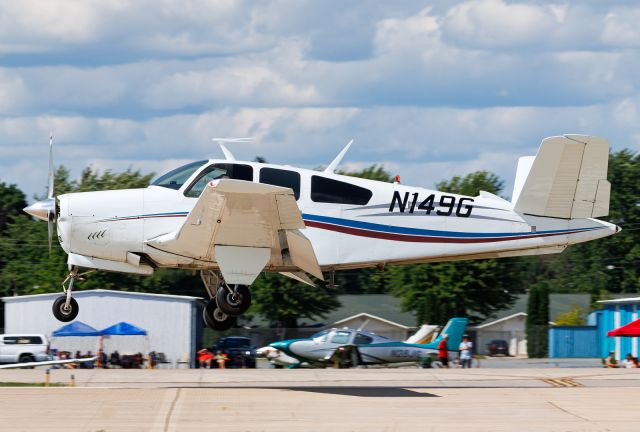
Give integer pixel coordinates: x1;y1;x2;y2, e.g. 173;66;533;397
607;319;640;337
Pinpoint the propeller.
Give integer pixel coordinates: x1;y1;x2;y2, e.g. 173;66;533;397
23;133;56;254
47;133;54;253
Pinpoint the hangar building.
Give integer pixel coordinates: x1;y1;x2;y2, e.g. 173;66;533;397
2;289;202;367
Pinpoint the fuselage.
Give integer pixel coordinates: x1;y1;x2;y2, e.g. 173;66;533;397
270;328;438;366
54;159;619;274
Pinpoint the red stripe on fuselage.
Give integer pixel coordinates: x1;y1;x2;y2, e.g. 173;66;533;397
304;220;584;243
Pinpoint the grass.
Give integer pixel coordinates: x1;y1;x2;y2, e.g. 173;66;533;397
0;382;67;387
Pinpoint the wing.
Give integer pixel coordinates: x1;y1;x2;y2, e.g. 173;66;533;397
0;357;97;369
146;179;323;284
513;135;610;219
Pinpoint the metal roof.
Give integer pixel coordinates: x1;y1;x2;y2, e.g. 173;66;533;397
332;312;413;330
321;295;416;327
597;297;640;305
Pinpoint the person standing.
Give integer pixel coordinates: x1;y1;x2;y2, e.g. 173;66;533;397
437;334;449;368
197;347;214;369
459;335;473;368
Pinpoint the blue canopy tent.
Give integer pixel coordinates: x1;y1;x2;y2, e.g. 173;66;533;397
52;321;99;337
99;322;147;336
51;322;100;365
98;322;149;368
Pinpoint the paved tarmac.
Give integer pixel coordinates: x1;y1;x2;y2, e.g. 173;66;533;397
1;368;639;431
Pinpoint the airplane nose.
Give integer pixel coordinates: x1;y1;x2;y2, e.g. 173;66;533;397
269;341;291;351
23;198;55;221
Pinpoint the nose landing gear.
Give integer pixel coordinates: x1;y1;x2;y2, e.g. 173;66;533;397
52;266;80;322
200;270;252;331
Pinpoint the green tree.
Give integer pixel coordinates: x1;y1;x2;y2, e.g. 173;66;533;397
436;171;505;198
553;304;586;326
526;283;549;358
0;181;27;234
250;273;340;328
338;164;394;182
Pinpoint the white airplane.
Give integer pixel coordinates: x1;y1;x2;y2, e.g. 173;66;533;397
24;135;619;330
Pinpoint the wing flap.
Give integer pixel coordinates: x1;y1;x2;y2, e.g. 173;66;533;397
285;230;323;280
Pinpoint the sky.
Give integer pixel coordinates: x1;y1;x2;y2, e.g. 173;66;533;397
2;0;640;202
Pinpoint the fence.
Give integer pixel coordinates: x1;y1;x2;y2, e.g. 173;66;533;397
548;326;600;358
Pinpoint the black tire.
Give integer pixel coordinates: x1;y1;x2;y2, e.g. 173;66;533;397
203;300;236;331
52;296;79;322
19;354;35;363
215;284;251;316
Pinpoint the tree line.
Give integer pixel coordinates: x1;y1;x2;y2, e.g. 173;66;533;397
1;150;639;336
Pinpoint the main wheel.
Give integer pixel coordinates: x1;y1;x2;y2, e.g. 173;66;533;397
215;284;251;316
52;296;79;322
203;300;236;331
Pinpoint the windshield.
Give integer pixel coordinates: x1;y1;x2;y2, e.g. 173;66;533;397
184;163;253;198
311;329;330;342
151;160;207;190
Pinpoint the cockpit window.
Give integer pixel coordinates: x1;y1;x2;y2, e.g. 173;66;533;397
151;160;207;190
330;331;351;344
184;163;253;198
311;175;372;205
259;168;301;200
311;330;329;343
354;333;373;345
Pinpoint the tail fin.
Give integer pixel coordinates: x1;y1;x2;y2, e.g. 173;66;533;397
513;135;610;219
423;317;468;351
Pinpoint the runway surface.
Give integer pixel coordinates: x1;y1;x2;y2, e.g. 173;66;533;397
0;368;638;431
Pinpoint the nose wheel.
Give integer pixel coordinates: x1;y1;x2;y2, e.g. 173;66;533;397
53;296;79;322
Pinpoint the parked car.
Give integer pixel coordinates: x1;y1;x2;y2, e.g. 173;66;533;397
0;334;50;364
487;339;509;356
212;336;257;368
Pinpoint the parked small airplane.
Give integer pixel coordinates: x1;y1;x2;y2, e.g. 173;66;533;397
266;317;468;367
258;323;440;368
24;135;619;329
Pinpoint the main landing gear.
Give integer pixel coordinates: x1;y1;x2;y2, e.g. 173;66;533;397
201;270;252;331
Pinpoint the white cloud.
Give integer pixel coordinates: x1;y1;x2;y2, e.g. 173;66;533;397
443;0;559;49
602;8;640;47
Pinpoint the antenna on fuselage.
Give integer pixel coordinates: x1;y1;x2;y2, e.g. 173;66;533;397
211;137;253;161
324;139;354;173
